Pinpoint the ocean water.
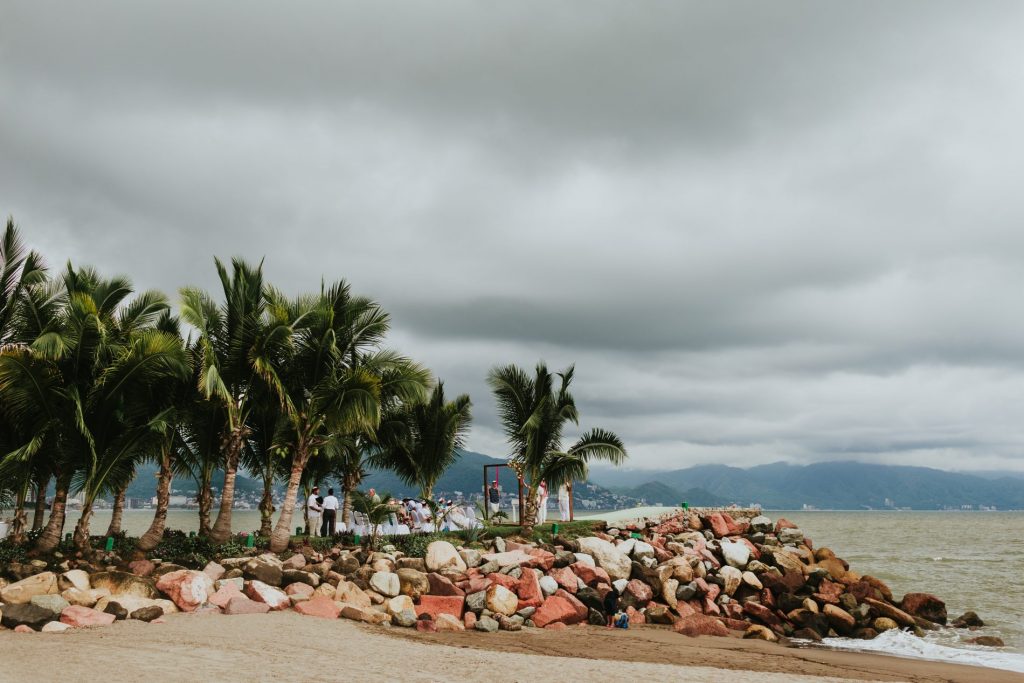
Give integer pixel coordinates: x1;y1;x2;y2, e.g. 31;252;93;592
782;510;1024;672
6;508;1023;671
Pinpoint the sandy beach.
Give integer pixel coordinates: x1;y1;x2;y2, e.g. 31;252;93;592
1;611;1017;683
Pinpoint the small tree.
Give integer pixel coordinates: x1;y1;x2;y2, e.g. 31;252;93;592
350;489;395;550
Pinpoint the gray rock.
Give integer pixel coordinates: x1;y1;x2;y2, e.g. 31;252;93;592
477;561;500;575
466;590;487;612
30;594;70;614
244;559;283;586
458;549;482;568
749;515;773;534
281;569;320;587
474;615;499;632
1;602;60;630
393;608;418;627
493;537;506;553
778;528;804;545
516;606;536;619
676;582;698;602
130;605;163;622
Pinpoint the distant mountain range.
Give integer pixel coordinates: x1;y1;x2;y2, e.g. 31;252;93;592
588;461;1024;510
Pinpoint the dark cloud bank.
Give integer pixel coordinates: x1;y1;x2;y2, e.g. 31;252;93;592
4;1;1024;471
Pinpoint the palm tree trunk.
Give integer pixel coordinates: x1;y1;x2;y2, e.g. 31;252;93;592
197;466;213;536
341;473;357;525
105;485;126;537
522;485;538;537
269;450;307;553
9;484;27;544
31;476;49;531
73;498;95;553
210;428;245;544
34;473;69;553
258;471;274;537
138;454;172;551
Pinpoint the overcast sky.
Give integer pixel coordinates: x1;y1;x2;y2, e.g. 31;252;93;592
4;2;1024;472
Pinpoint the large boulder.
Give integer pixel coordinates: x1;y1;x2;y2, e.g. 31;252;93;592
294;595;341;619
62;588;109;608
426;573;464;597
1;572;58;604
425;541;467;573
901;593;947;625
156;570;215;612
30;594;70;614
576;537;631;581
224;597;271;615
397;569;430;599
417;595;465;620
243;557;284;587
89;571;158;599
531;596;582;628
718;566;743;596
485;584;518;616
60;605;116;628
673;614;729;637
334;581;372;608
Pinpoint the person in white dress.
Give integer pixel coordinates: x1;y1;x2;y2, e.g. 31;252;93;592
558;483;570;521
536;481;548;524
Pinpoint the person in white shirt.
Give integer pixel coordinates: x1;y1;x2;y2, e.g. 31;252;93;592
558;483;571;521
321;488;340;536
535;480;549;524
307;486;323;537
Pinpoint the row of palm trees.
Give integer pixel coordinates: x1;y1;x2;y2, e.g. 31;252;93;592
0;218;627;552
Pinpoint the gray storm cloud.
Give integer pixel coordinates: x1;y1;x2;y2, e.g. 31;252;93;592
3;1;1024;471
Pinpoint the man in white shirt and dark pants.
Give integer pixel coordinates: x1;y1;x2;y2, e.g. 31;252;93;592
322;488;340;537
307;486;322;536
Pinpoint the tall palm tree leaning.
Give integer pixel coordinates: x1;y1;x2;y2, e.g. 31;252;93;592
180;258;294;544
268;282;428;553
371;381;472;500
487;362;627;536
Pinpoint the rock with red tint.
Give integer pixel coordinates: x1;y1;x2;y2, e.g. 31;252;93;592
740;538;761;560
208;582;244;609
813;579;843;605
570;562;610;587
653;546;675;563
224;596;271;615
544;621;568;631
416;595;465;620
532;596;580;628
59;605;116;628
415;619;438;633
626;606;645;625
901;593;947;625
699;548;721;569
464;576;491;595
723;601;744;620
487;573;518;590
720;512;743;536
675;601;699;619
463;611;477;630
623;579;653;608
286;583;315;600
759;588;776;610
515;570;544;609
744;601;782;627
427;573;465;597
244;580;289;610
652;514;688;535
761;569;805;595
702;513;731;539
294;595;341;619
693;577;710;595
553;589;588;622
548;567;578;594
14;625;34;633
775;518;798;533
526;548;555;571
156;570;214;613
673;614;729;637
128;560;156;578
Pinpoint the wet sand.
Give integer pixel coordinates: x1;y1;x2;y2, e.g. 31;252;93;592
0;611;1017;683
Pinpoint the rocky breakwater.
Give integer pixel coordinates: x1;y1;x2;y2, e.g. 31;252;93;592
0;514;986;648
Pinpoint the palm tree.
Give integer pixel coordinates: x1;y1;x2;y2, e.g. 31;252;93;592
0;218;46;542
180;258;295;544
487;362;627;535
267;283;428;552
0;265;188;552
350;488;396;550
370;382;472;500
242;393;285;537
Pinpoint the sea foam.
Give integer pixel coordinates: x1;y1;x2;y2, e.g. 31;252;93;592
821;629;1024;673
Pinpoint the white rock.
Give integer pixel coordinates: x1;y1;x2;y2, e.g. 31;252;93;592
572;553;595;567
612;579;628;594
742;571;763;590
425;541;467;573
721;540;751;569
58;570;91;592
485;584;518;616
632;541;656;561
41;621;71;633
538;576;558;597
369;572;400;598
576;537;632;581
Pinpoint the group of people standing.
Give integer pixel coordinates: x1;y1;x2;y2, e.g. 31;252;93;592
487;479;572;523
306;486;340;537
